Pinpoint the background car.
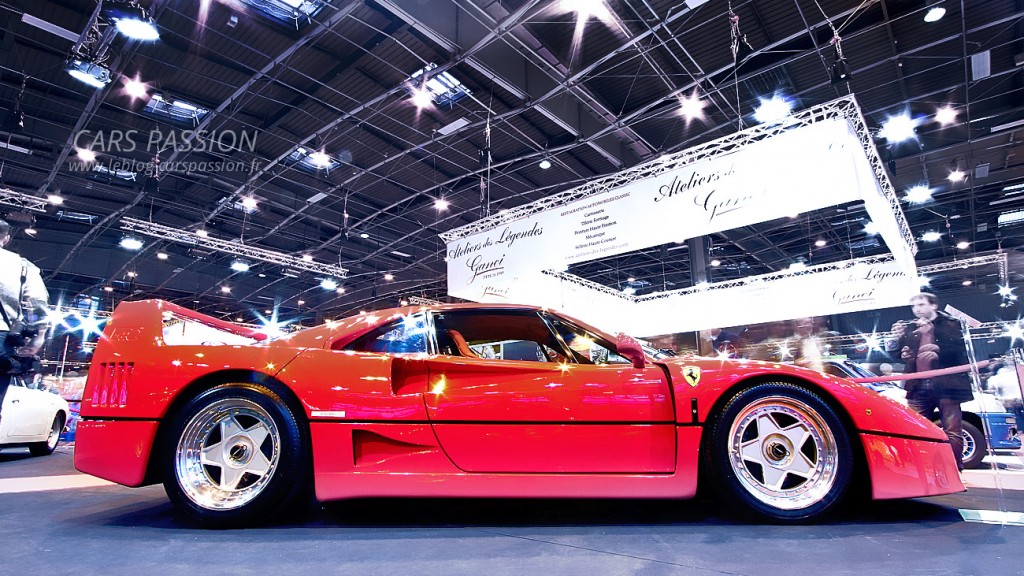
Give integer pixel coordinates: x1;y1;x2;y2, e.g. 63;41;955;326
74;300;964;527
821;359;1020;469
0;373;70;456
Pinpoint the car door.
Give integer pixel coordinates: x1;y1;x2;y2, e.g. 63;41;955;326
423;309;675;474
2;379;50;439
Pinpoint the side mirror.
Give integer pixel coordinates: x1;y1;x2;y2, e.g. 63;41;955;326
615;333;647;369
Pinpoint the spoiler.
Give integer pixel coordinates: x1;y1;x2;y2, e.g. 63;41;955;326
157;300;268;342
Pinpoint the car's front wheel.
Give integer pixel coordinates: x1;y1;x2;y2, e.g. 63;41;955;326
162;384;309;527
29;413;64;456
710;382;854;522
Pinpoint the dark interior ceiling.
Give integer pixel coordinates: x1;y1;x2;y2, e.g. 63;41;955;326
0;0;1022;325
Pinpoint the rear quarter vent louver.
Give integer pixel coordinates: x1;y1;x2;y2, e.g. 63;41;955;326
90;362;134;408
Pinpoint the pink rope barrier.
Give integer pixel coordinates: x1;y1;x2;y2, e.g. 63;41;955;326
848;360;989;384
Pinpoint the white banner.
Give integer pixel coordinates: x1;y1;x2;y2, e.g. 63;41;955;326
631;258;919;336
447;118;890;300
480;258;918;337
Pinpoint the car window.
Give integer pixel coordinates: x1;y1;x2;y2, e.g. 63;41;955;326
547;317;632;365
343;313;429;354
821;363;851;378
433;310;566;363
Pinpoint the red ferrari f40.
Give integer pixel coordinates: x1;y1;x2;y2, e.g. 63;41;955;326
74;300;963;526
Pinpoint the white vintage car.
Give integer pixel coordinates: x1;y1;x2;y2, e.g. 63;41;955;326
0;374;69;456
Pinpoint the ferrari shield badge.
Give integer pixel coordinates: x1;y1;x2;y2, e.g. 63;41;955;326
683;366;701;387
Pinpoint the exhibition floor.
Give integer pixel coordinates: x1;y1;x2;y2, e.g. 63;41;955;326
4;446;1024;576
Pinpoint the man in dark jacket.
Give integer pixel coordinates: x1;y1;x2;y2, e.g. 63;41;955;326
892;292;974;470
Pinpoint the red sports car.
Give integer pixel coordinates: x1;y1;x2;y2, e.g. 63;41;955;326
75;300;963;526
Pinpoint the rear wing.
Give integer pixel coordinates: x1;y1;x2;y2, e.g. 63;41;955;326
97;299;266;357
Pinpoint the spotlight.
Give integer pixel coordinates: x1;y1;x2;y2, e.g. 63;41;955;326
308;149;332;168
538;159;552;170
935;105;957;126
753;95;792;124
101;1;160;41
905;185;933;204
76;148;97;162
815;239;827;247
924;5;946;23
434;198;450;211
384;273;394;281
947;160;966;183
47;194;64;205
880;113;918;143
66;58;112;88
230;260;250;273
320;278;339;290
678;89;707;121
710;259;721;267
921;231;942;242
956;241;970;249
156;252;168;260
119;236;143;250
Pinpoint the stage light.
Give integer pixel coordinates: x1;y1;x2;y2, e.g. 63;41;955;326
935;105;957;126
921;231;942;242
924;5;946;23
538;159;552;170
753;95;792;124
905;185;933;204
119;236;143;250
230;260;250;273
880;113;919;143
66;58;112;88
101;1;159;41
76;148;97;162
320;278;339;290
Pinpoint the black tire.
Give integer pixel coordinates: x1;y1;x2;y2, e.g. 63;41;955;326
709;382;854;523
162;384;309;527
959;420;986;469
29;413;64;456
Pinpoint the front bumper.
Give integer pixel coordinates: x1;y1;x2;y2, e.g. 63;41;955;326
980;412;1021;451
74;420;159;487
861;433;966;499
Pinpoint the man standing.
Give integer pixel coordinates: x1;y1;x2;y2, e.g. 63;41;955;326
0;218;50;418
892;293;974;470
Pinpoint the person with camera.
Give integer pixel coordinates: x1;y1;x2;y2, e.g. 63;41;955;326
891;292;974;470
0;218;49;420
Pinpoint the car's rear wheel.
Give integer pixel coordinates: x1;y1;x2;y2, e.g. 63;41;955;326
710;382;853;522
958;420;986;469
162;384;308;527
29;413;64;456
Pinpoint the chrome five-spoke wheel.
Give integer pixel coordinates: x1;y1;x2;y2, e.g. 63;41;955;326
728;396;839;511
711;382;853;522
175;397;281;511
163;384;309;527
